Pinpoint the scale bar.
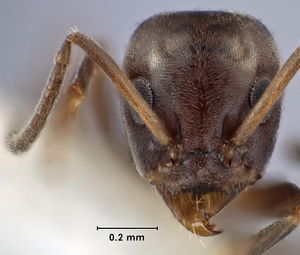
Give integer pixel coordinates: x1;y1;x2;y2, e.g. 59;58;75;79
97;226;158;231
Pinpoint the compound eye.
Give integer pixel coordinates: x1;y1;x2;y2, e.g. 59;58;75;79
249;78;271;123
130;77;154;124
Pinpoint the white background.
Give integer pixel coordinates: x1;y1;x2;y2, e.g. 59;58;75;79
0;1;299;255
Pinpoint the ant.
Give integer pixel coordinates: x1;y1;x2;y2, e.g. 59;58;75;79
5;11;300;255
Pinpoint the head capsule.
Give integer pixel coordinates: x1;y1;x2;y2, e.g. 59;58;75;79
122;11;281;235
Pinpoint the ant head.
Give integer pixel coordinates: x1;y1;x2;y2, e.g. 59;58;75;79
122;11;282;235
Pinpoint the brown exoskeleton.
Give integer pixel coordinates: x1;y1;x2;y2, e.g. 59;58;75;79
5;11;300;255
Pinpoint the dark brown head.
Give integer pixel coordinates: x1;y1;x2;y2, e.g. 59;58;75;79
122;11;281;235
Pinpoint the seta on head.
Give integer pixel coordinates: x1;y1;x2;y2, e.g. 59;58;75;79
122;11;282;235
